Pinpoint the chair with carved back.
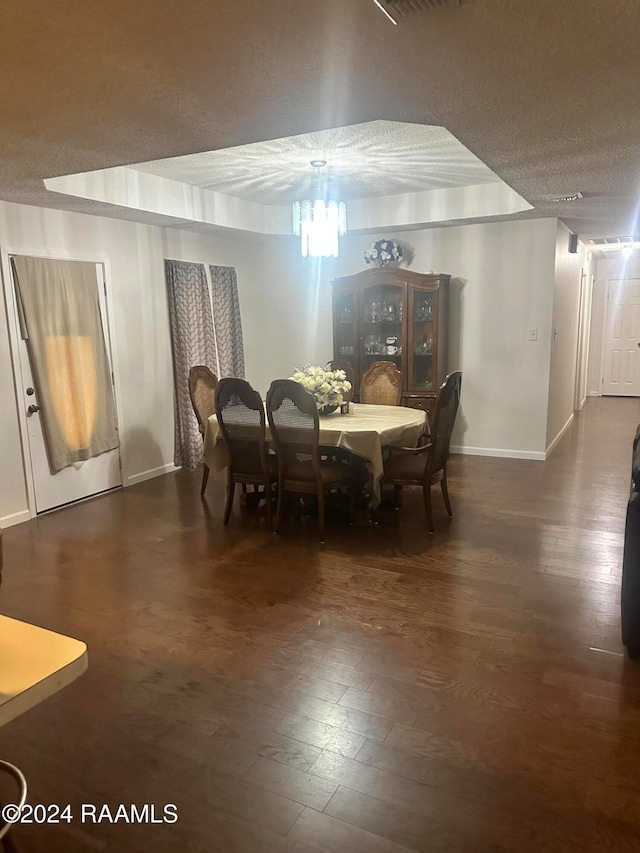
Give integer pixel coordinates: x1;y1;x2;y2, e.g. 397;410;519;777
325;360;355;402
381;371;462;533
188;365;218;495
215;378;277;526
360;361;402;406
266;379;359;542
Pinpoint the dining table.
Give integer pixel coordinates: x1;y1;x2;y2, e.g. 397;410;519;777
203;401;428;505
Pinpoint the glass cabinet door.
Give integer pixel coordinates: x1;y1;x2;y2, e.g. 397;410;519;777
359;282;405;378
408;288;436;392
333;290;357;364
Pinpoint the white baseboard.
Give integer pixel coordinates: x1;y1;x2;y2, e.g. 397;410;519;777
0;509;32;528
545;413;574;458
450;445;546;461
126;463;180;487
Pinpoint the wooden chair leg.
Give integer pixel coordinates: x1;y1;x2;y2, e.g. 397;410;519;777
318;490;326;543
223;476;235;524
275;484;284;534
441;473;453;518
423;484;435;534
200;463;210;496
264;481;273;529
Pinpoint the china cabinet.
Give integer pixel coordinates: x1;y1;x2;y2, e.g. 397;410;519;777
332;268;450;419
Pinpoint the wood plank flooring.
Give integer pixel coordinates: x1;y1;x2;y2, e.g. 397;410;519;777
2;397;640;851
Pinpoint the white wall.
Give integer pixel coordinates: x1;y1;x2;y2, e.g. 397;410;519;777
545;222;586;450
588;252;640;396
0;201;266;527
208;219;562;462
346;219;559;457
0;201;565;528
245;238;339;396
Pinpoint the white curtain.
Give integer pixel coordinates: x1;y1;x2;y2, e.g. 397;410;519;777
11;256;119;473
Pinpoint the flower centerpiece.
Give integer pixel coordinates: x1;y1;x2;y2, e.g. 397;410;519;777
291;365;352;415
364;239;403;267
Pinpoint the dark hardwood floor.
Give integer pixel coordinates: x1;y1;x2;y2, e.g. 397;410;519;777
3;397;640;852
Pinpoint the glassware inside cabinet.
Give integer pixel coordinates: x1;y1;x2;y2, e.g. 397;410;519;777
411;289;436;390
334;292;356;364
361;283;405;370
363;285;403;325
336;293;355;324
415;293;434;322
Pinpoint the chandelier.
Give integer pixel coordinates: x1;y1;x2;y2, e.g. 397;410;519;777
292;160;347;258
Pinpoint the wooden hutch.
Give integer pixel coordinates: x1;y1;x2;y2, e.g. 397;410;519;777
332;268;450;420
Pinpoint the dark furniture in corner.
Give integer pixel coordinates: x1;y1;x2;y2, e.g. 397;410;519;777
331;268;450;421
622;425;640;659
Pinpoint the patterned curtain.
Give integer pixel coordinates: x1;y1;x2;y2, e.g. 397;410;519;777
209;265;245;379
165;260;217;469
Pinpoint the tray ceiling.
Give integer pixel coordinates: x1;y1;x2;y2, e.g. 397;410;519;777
0;0;638;239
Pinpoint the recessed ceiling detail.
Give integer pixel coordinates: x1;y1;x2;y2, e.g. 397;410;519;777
131;122;500;205
44;121;533;236
376;0;476;23
589;236;640;246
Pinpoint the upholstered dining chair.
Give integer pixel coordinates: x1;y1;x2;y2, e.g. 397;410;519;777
215;378;277;526
325;360;355;402
266;379;359;542
360;361;402;406
380;371;462;533
188;365;218;495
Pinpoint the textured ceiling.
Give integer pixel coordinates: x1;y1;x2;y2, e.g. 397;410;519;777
1;0;639;239
132;122;499;204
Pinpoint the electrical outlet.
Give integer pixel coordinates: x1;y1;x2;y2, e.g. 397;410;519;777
528;328;538;341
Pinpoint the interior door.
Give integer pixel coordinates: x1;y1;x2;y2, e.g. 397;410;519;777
11;259;122;513
603;278;640;396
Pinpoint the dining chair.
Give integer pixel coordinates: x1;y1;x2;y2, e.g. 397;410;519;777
360;361;402;406
266;379;359;542
380;371;462;533
188;365;218;495
325;360;355;402
215;378;277;526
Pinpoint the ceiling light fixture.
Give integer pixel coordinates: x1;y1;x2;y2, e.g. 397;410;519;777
549;192;583;202
292;160;347;258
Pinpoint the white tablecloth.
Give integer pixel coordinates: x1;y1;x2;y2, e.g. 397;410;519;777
203;402;427;502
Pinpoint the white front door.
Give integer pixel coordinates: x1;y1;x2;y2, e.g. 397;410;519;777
11;259;122;513
603;278;640;397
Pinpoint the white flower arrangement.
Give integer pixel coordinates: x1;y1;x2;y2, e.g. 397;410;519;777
364;239;403;267
291;365;352;408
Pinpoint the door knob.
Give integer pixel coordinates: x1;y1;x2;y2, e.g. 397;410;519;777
27;405;40;414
